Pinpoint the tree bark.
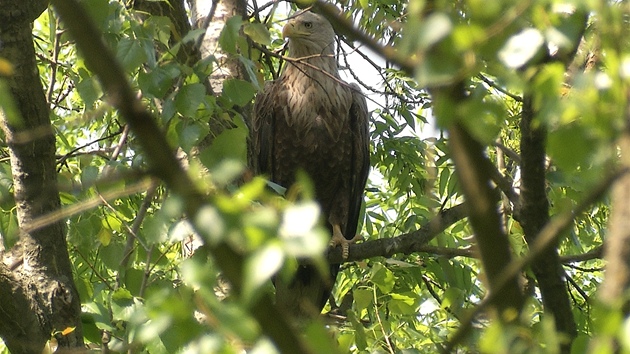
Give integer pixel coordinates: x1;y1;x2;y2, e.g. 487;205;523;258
520;95;576;352
600;100;630;310
0;2;84;352
433;84;525;318
191;0;248;145
190;0;248;95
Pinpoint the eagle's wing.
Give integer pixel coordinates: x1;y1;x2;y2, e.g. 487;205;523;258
249;80;278;178
345;83;370;240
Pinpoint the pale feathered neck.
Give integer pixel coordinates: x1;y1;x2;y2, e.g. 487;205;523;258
284;38;339;78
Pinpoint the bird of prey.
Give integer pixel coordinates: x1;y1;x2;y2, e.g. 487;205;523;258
248;10;370;318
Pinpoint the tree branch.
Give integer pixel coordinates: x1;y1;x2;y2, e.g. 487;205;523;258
327;204;467;263
560;246;603;264
444;168;624;352
520;92;576;348
436;83;525;318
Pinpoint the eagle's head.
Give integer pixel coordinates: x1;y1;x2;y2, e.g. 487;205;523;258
282;11;335;55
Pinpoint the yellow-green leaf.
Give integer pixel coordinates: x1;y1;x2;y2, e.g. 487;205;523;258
244;22;271;46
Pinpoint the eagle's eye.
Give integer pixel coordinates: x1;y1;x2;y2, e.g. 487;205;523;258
304;21;313;29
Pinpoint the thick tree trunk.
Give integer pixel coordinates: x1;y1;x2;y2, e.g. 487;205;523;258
600;104;630;310
0;3;84;353
434;84;525;317
191;0;248;152
520;95;576;352
190;0;248;95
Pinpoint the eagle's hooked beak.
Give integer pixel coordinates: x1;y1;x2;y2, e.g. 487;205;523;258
282;23;295;39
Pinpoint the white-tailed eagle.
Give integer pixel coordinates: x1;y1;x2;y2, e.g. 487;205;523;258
249;10;370;317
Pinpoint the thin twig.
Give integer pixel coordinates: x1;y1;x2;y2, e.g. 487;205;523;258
477;74;523;102
46;23;62;105
119;184;158;275
493;141;521;164
74;246;115;291
22;176;154;234
565;272;590;303
56;127;124;169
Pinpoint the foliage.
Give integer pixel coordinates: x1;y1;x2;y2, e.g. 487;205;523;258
2;0;630;353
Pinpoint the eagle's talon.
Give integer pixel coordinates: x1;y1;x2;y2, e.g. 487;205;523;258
330;225;362;259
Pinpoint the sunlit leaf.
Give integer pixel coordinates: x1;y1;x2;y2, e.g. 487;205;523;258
243;242;284;303
498;28;544;69
200;116;248;170
0;58;14;76
354;288;373;312
417;13;452;50
97;227;112;246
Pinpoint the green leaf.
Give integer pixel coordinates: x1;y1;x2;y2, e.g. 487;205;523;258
279;202;327;258
82;0;110;29
348;310;367;350
414;50;461;87
176;120;207;152
546;10;587;58
125;268;145;297
100;241;126;270
388;292;419;315
417;13;452;50
144;16;172;47
199;116;248;170
354;288;373;312
80;165;99;187
138;67;175;99
175;83;206;117
194;205;225;244
243;22;271;46
81;312;102;344
303;321;341;354
76;75;101;108
219;16;243;54
116;37;148;72
182;28;206;44
0;79;23;127
371;263;395;294
222;79;257;107
547;123;594;172
0;211;19;250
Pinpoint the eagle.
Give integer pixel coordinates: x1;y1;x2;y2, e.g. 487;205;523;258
249;10;370;317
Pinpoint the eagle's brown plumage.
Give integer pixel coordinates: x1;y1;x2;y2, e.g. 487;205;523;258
249;10;370;317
